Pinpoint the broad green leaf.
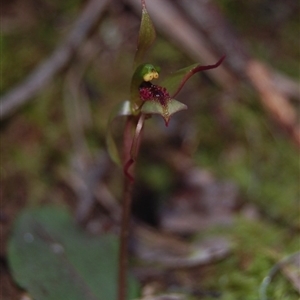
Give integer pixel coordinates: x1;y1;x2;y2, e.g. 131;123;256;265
141;99;187;126
134;0;156;68
106;100;132;165
8;206;139;300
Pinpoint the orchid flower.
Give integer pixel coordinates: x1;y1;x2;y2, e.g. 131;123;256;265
107;0;224;181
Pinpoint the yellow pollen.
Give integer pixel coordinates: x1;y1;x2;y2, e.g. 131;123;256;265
143;71;159;82
153;72;159;79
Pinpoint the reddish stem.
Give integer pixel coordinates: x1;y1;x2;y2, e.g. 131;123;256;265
123;114;145;182
124;159;134;183
118;174;133;300
118;114;145;300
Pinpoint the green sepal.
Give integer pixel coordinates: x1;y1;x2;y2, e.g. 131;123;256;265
106;100;132;165
141;99;187;126
162;56;225;98
162;63;200;97
134;0;156;68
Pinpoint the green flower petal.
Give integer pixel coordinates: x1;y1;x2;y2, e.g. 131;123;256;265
141;99;187;126
162;56;225;97
134;0;156;68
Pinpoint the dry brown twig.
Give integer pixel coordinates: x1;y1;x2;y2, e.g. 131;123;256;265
0;0;109;120
62;36;108;223
270;71;300;101
247;60;300;147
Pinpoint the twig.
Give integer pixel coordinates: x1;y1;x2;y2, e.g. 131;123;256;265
59;152;111;224
246;60;300;147
63;38;106;223
64;65;91;159
176;0;249;77
270;71;300;101
0;0;109;120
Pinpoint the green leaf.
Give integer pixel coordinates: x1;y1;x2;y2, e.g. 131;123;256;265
134;0;156;68
8;206;140;300
106;100;132;165
141;99;187;126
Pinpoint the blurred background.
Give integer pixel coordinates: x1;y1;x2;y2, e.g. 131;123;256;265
1;0;299;299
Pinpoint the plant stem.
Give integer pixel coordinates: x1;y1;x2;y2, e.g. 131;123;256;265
118;116;143;300
118;175;134;300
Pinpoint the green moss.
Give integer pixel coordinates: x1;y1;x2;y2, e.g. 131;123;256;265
139;162;173;192
193;84;299;228
200;218;299;299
